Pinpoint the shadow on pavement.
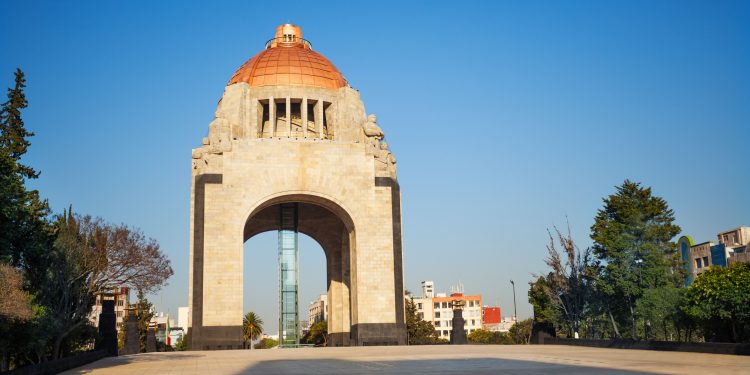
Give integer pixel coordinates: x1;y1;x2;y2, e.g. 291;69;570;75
63;352;204;374
231;357;661;375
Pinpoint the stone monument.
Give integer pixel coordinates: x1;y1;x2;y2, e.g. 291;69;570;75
188;24;406;349
96;298;118;356
450;300;468;345
120;308;140;355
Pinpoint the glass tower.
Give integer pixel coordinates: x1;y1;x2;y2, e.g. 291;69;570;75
278;203;299;347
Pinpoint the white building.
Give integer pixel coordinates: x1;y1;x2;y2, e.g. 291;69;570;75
421;280;434;298
307;294;328;325
177;306;190;334
411;281;483;340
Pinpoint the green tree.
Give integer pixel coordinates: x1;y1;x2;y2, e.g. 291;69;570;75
590;180;681;339
136;293;155;352
528;277;556;327
683;262;750;343
509;318;533;344
404;296;440;344
305;320;328;346
0;70;50;369
0;68;37;179
242;311;263;349
635;285;684;341
174;333;189;351
40;211;98;359
0;68;49;271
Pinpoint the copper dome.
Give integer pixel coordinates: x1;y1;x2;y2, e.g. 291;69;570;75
228;24;348;90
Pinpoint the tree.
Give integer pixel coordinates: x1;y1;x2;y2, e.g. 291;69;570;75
509;318;533;344
0;263;33;320
528;277;555;326
537;225;597;338
0;263;36;371
683;262;750;343
0;68;49;278
174;333;189;351
0;69;51;370
404;296;441;344
135;292;155;353
635;285;684;341
590;180;681;339
0;68;37;179
0;69;174;365
242;312;263;349
305;321;328;346
35;211;173;359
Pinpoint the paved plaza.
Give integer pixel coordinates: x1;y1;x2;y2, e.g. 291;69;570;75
64;345;750;374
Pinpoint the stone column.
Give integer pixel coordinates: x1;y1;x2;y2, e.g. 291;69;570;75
269;97;276;138
316;100;324;139
302;97;308;138
286;97;291;137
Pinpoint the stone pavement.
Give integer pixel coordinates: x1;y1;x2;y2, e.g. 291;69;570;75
63;345;750;375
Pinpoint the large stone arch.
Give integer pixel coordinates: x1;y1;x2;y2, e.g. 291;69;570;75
187;24;406;350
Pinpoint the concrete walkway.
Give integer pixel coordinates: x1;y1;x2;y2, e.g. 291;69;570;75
63;345;750;374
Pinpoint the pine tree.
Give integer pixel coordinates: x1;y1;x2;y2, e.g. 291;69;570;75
590;180;682;339
0;68;38;179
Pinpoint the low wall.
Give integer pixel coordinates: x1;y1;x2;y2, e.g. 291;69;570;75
7;350;108;375
542;337;750;355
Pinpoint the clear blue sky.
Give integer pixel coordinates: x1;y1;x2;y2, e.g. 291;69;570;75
2;1;748;332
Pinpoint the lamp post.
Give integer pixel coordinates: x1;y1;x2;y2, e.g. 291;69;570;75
510;280;517;323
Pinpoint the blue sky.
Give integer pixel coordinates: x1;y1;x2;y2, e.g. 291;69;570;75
2;1;748;332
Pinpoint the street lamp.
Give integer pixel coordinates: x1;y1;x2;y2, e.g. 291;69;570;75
510;280;517;323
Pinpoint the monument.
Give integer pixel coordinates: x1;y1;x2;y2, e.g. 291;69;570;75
188;24;406;349
449;300;468;345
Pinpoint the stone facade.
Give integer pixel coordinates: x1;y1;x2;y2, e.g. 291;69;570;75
188;25;406;349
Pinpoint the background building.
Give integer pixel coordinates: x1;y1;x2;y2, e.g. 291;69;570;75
307;294;327;325
88;286;130;334
720;227;750;265
421;280;434;298
680;226;749;285
412;281;483;340
177;306;190;334
482;306;504;331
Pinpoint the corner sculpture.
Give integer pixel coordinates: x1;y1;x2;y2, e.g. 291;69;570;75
188;24;406;349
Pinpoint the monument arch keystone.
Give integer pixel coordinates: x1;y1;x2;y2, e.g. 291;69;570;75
188;24;406;349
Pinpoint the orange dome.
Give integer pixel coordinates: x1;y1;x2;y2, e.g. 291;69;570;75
228;24;348;90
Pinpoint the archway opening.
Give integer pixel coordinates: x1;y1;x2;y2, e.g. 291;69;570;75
243;231;326;347
242;196;356;347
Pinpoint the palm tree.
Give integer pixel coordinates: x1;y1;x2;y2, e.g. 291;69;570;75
243;311;263;349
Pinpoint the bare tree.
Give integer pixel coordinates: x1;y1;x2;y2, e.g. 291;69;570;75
42;211;173;359
537;223;596;338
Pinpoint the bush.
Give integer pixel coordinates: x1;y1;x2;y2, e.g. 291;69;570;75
468;329;513;344
254;337;278;349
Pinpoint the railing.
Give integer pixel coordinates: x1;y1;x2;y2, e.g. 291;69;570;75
265;37;313;49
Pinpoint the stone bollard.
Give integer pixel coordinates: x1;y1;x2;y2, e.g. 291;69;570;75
121;308;140;354
146;328;157;352
96;299;118;356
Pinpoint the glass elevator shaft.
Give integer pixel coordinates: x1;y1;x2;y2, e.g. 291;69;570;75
278;203;299;347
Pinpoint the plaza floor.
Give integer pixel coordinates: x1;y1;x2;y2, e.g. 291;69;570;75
63;345;750;375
